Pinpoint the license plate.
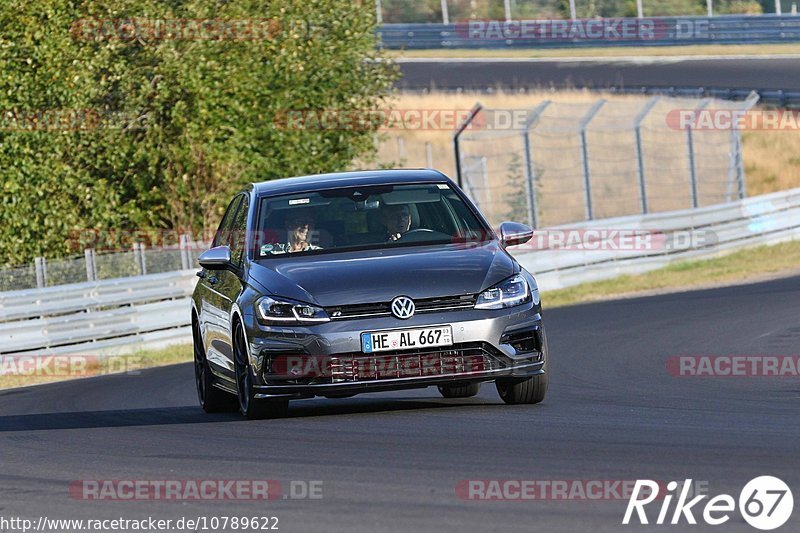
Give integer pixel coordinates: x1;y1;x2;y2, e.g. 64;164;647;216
361;326;453;353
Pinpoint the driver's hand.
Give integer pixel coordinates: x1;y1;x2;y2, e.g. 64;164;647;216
388;233;402;241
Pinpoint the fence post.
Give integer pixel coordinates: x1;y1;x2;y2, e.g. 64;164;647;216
84;248;96;282
736;130;747;199
180;234;191;270
579;99;606;221
730;91;760;200
568;0;577;19
707;0;713;17
687;99;711;209
134;242;147;276
34;257;47;288
633;96;661;214
479;156;491;209
133;243;142;275
375;0;382;24
425;142;433;168
453;102;483;189
726;129;746;201
461;158;479;201
776;0;783;15
440;0;449;24
522;101;552;229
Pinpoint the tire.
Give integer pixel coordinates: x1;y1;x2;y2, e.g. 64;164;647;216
438;382;481;398
496;327;549;405
193;316;237;413
233;320;289;420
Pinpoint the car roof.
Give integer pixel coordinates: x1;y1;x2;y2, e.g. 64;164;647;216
251;169;453;197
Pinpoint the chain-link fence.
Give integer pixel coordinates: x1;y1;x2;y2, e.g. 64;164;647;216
449;93;759;228
0;238;204;292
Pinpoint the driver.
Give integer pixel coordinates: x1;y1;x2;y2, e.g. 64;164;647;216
383;204;412;242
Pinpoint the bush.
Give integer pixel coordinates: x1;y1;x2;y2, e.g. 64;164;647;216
0;0;397;266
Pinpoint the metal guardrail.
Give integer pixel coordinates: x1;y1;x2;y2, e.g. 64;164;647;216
379;15;800;49
604;86;800;109
516;186;800;290
0;270;196;356
2;187;799;354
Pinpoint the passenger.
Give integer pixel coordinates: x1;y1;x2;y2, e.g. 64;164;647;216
383;204;412;241
264;211;322;254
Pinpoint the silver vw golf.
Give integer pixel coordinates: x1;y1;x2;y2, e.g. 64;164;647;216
192;169;549;419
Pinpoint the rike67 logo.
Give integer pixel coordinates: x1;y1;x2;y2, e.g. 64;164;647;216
624;477;793;530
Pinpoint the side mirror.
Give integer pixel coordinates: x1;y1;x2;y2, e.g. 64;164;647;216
499;222;534;248
198;245;233;270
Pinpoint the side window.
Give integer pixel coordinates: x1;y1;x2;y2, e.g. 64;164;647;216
445;193;480;236
212;195;243;248
230;194;249;266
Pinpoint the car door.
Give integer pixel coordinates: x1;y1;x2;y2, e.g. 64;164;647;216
214;192;250;373
198;194;242;375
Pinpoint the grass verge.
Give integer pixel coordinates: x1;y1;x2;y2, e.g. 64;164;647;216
0;343;192;390
387;43;800;59
543;240;800;308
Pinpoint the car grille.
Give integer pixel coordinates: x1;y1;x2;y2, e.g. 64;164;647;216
326;294;476;320
328;343;502;383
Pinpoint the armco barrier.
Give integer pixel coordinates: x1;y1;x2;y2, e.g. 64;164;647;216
379;15;800;49
516;186;800;290
604;87;800;110
1;187;799;355
0;270;196;356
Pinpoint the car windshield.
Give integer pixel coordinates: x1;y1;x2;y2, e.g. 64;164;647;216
254;183;491;258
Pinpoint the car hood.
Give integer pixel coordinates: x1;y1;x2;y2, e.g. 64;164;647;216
248;242;517;307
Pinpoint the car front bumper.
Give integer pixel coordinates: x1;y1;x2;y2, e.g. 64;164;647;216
244;302;546;399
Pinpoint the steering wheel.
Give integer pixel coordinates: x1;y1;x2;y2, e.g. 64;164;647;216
396;228;451;243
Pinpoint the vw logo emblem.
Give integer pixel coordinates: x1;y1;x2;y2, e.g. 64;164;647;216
391;296;415;320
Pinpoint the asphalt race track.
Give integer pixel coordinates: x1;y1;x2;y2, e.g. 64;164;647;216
1;275;799;532
396;56;800;92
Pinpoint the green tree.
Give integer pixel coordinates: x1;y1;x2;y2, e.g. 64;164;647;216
504;152;531;225
0;0;397;266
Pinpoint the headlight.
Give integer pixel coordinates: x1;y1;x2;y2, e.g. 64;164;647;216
475;274;536;310
257;296;330;324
